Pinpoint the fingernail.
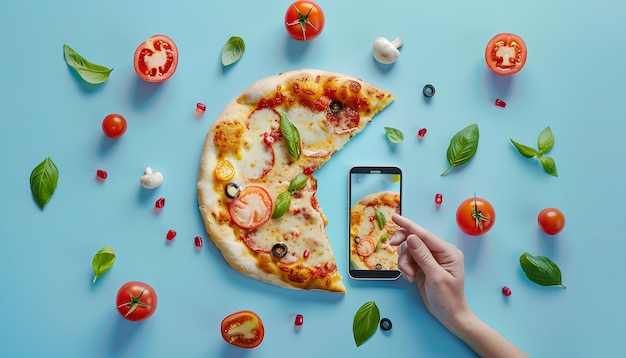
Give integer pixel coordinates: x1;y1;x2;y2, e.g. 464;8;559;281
407;235;420;250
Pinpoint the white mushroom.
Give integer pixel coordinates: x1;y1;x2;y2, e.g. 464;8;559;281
372;37;403;64
139;167;163;189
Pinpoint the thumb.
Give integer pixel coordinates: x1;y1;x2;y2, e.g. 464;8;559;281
406;234;443;278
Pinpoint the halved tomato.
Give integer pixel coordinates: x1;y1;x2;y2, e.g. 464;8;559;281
228;186;273;230
221;310;265;349
134;35;178;82
485;33;527;76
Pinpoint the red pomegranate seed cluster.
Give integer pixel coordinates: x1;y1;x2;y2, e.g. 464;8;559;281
194;236;203;247
155;197;165;209
96;169;108;180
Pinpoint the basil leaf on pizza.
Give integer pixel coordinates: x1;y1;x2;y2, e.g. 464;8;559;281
280;111;302;160
197;69;394;292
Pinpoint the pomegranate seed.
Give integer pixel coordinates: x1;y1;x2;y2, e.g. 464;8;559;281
495;99;507;107
263;132;275;146
502;286;512;296
166;229;177;241
295;314;304;326
417;128;427;140
155;197;165;209
196;102;206;112
435;193;443;204
194;236;203;247
303;248;310;259
96;169;108;180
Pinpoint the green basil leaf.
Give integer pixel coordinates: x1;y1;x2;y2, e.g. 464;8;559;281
92;246;115;283
353;301;380;347
380;233;389;243
63;44;113;84
537;126;555;154
30;157;59;209
221;36;245;66
441;123;479;176
272;191;292;219
280;112;301;160
519;252;566;287
510;138;538;158
375;208;386;229
384;127;404;143
288;173;308;193
539;156;558;177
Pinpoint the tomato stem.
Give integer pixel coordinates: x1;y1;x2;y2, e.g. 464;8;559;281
117;288;153;317
472;194;492;231
286;4;318;41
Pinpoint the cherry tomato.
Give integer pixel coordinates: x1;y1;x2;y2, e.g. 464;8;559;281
228;186;273;230
485;33;527;76
284;1;325;41
538;208;566;235
115;281;157;321
102;114;127;138
221;310;265;349
133;35;178;82
456;196;496;236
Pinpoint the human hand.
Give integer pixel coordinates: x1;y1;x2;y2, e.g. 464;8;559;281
390;214;471;330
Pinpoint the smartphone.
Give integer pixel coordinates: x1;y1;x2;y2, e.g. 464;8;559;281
348;166;402;280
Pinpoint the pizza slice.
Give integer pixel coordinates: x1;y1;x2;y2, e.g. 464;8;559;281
349;191;401;271
198;69;394;292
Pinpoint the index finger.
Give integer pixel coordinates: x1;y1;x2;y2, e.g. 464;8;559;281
392;214;451;253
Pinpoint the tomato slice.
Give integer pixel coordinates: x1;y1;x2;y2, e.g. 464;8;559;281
221;310;265;349
485;33;527;76
134;35;178;82
228;186;273;230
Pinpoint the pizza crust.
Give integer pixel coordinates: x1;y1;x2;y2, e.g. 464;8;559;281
198;69;394;292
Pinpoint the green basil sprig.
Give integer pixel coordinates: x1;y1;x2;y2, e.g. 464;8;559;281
63;44;113;84
272;174;308;219
279;112;302;160
384;127;404;143
221;36;245;66
520;252;566;288
30;157;59;209
375;208;386;229
92;246;116;283
353;301;380;347
510;126;558;177
441;123;479;176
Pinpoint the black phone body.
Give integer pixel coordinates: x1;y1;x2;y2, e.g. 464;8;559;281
348;166;402;280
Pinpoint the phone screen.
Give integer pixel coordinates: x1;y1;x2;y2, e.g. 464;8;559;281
348;166;402;280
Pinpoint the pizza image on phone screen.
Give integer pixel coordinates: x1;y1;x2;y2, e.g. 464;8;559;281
349;167;401;279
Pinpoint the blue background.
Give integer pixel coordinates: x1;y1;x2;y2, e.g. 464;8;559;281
1;1;625;357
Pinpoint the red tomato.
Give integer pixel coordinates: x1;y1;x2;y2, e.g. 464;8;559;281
102;114;127;138
456;196;496;236
485;33;527;76
538;208;566;235
115;281;157;321
221;310;265;349
133;35;178;82
284;1;325;41
228;186;273;230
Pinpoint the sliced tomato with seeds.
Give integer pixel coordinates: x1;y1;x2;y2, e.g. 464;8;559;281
134;35;178;82
221;310;265;349
485;33;527;76
228;186;273;230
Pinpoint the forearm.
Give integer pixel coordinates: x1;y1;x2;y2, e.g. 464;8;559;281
446;312;528;358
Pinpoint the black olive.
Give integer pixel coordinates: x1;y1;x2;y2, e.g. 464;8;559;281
354;236;361;244
379;318;392;331
271;243;288;258
423;84;435;98
224;182;241;199
328;100;344;114
375;263;382;270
